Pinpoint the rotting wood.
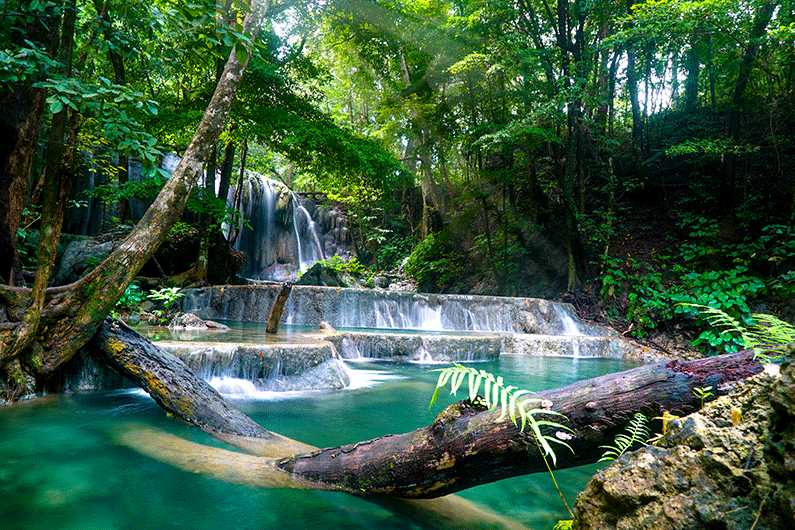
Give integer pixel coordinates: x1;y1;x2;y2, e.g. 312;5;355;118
266;282;293;334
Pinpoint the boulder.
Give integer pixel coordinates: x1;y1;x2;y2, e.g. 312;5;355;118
167;312;229;331
53;227;131;285
573;363;793;529
295;261;361;288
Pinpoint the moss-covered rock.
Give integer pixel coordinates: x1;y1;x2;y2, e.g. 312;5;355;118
573;363;793;529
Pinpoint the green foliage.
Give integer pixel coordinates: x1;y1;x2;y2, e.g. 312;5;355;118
147;287;184;311
404;233;465;292
666;138;759;157
692;385;714;409
314;255;368;276
681;304;795;363
115;283;146;311
598;413;651;463
376;235;416;270
429;364;573;466
553;520;574;530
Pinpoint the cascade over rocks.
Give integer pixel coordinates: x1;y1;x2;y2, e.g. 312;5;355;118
573;362;794;529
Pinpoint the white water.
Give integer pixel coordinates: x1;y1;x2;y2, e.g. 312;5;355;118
225;174;337;280
202;362;403;399
290;191;325;272
552;306;583;357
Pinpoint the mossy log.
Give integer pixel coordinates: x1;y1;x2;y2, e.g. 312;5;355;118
92;318;311;457
275;351;762;498
93;317;762;499
92;318;524;529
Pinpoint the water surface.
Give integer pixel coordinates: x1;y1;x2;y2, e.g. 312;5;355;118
0;356;634;529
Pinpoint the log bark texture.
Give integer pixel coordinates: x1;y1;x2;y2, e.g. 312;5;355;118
266;282;292;334
92;319;524;528
91;317;761;499
277;351;762;498
92;318;270;438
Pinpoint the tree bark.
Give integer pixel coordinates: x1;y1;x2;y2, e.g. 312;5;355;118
684;44;700;112
218;140;236;202
93;318;526;529
278;350;761;498
266;282;292;334
0;91;43;286
3;0;78;369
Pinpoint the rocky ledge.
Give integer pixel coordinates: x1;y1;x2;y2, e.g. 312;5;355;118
573;362;794;529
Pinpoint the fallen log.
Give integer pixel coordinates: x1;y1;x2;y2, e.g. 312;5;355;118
94;317;762;500
92;318;311;457
92;318;524;529
275;351;762;497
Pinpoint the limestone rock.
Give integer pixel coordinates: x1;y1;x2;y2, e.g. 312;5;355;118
53;226;131;285
573;364;793;530
295;262;361;288
168;312;229;331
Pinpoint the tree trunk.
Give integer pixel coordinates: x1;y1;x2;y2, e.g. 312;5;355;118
3;0;78;370
266;282;292;334
626;47;642;150
0;91;43;286
0;0;271;382
92;319;761;499
218;139;236;201
723;0;777;237
93;319;526;529
684;44;700;112
277;351;761;498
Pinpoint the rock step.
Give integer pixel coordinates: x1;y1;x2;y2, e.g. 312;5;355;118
181;284;612;336
331;331;660;363
59;341;348;393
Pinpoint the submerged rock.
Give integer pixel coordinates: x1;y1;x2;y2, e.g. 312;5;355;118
573;363;794;529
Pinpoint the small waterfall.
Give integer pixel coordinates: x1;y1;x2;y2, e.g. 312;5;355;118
289;191;325;272
552;305;582;357
208;377;259;398
226;173;347;280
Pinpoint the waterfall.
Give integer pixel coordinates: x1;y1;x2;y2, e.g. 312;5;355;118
289;191;325;272
226;173;347;281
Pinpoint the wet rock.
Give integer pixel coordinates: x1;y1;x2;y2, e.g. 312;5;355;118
295;261;362;288
60;340;348;393
52;226;132;285
573;363;793;530
168;312;229;331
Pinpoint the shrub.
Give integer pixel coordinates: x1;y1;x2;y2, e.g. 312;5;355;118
115;282;146;311
403;232;465;292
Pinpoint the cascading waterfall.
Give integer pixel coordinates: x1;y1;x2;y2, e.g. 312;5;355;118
226;173;341;281
289;191;325;272
553;305;582;357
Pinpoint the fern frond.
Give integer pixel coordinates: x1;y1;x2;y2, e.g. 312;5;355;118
681;304;794;362
598;412;651;463
429;364;573;466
